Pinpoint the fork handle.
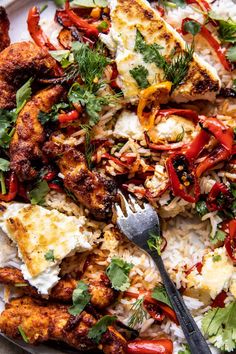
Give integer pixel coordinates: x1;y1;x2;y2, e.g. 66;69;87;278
150;252;211;354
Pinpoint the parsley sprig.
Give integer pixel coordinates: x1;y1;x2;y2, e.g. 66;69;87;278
202;301;236;352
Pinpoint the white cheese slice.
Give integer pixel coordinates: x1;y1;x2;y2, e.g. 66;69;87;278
187;247;235;299
0;203;93;295
103;0;220;103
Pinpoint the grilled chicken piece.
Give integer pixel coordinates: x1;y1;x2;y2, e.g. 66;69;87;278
0;267;116;309
0;297;127;353
0;42;57;110
10;85;64;181
43;142;116;220
0;7;10;52
103;0;220;103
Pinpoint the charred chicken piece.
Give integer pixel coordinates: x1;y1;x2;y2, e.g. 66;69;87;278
0;297;127;353
43;142;116;220
0;7;10;52
10;85;64;181
0;42;58;110
0;267;116;309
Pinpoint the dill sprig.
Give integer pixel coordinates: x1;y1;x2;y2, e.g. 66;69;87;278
80;124;95;169
134;29;194;89
128;297;147;329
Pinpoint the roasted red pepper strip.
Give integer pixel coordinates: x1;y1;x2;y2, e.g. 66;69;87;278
127;339;173;354
166;155;200;203
182;18;232;72
211;291;227;308
199;116;234;152
145;132;185;151
48;183;64;193
185;129;210;161
0;172;18;202
65;0;99;38
225;219;236;263
196;145;230;177
43;171;58;181
186;0;211;12
58;110;79;124
27;7;57;50
159;109;199;124
206;182;231;211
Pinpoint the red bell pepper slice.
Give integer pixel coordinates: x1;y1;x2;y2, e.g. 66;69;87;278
48;183;64;193
182;18;232;72
199;116;234;153
186;0;211;12
225;219;236;263
159;109;199;124
166;154;200;203
0;172;18;202
43;171;58;181
185;129;210;161
206;182;232;211
196;145;230;177
185;262;203;276
65;0;99;38
27;7;57;50
127;339;173;354
58;110;80;124
145;132;185;151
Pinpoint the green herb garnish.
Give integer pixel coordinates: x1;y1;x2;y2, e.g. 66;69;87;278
128;297;147;328
29;180;50;205
0;109;17;148
130;65;149;89
38;103;69;125
178;344;191;354
18;326;29;343
53;0;66;7
152;284;172;308
210;229;226;245
202;301;236;352
106;257;133;291
147;231;163;255
134;29;194;89
0;158;10;172
196;200;209;217
70;0;107;7
218;19;236;43
44;249;55;262
69;281;91;316
212;255;222;262
88;315;117;343
16;77;33;114
183;20;201;36
50;50;73;69
227;46;236;62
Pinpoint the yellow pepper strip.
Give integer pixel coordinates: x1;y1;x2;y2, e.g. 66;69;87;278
137;81;172;130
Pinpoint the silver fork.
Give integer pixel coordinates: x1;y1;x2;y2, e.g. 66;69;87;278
115;192;211;354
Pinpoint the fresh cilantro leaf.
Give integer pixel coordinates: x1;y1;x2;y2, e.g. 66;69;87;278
68;83;119;125
202;301;236;352
88;315;117;343
230;183;236;198
0;158;10;172
16;77;33;114
18;326;29;343
210;229;226;244
38;103;69;125
50;50;73;69
147;231;163;255
183;20;201;36
44;249;55;262
53;0;66;7
0;109;17;148
97;21;109;32
29;180;50;205
130;65;149;89
227;46;236;62
128;297;147;328
106;257;133;291
152;284;173;308
72;42;110;91
217;19;236;43
212;255;222;262
178;344;191;354
69;281;91;316
70;0;107;7
196;200;209;217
